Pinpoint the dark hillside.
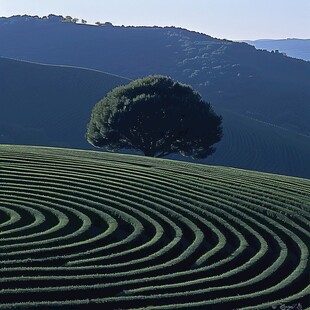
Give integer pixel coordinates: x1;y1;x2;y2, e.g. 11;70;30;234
0;15;309;135
1;57;310;179
205;108;310;179
0;57;129;147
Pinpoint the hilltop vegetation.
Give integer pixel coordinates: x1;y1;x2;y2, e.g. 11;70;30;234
1;57;310;179
0;15;310;136
0;144;309;309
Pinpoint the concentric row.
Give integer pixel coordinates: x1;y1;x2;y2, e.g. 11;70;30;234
0;145;309;309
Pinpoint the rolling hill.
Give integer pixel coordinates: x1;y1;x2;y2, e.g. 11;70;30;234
0;144;309;309
1;56;310;179
202;108;310;179
1;15;310;136
0;57;129;148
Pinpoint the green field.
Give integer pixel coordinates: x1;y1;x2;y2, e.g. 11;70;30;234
205;108;310;179
0;145;309;309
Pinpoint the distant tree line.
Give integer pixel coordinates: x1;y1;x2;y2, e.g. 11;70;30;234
62;16;113;26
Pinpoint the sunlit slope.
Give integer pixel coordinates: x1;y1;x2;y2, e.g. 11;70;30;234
0;57;129;148
0;145;309;309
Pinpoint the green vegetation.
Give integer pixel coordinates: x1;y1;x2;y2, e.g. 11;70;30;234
86;76;222;158
0;144;309;309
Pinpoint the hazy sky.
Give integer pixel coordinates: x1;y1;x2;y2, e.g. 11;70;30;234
0;0;309;40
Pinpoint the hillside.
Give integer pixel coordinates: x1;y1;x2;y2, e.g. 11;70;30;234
0;57;129;148
0;15;310;136
2;57;310;179
200;108;310;179
0;145;309;309
244;39;310;61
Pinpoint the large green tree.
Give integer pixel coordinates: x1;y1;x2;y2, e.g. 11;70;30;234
86;76;222;158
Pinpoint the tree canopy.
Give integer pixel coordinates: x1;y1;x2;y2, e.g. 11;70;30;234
86;75;222;159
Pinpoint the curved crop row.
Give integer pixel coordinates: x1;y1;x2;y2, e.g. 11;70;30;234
0;145;309;309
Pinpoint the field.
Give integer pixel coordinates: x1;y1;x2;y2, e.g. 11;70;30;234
0;145;309;309
205;108;310;179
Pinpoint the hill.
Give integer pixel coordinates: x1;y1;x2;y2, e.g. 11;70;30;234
0;144;309;309
2;57;310;179
244;39;310;61
0;57;129;148
0;15;310;136
200;108;310;179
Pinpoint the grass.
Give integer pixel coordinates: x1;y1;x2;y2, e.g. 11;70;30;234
200;108;310;179
0;56;129;148
0;144;309;309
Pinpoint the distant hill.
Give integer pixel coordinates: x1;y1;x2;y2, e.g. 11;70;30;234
0;15;310;136
1;57;310;179
243;39;310;61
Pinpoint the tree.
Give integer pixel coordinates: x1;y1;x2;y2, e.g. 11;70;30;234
63;16;79;23
64;16;73;22
86;76;222;159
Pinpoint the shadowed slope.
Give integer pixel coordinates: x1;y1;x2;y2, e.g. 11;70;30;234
1;57;310;179
0;57;129;148
0;15;309;136
205;108;310;179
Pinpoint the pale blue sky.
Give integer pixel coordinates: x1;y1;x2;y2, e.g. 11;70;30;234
0;0;309;40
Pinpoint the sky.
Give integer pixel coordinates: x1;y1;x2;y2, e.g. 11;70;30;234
0;0;309;40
